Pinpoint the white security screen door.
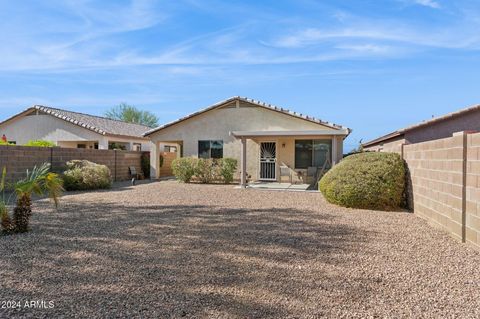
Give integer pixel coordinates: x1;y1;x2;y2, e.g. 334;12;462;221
259;142;277;180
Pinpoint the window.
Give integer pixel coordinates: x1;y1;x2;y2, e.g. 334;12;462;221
133;143;142;151
77;144;86;149
295;139;332;169
164;145;177;153
109;142;126;150
198;140;223;159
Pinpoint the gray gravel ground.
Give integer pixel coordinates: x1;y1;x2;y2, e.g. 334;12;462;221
1;180;479;318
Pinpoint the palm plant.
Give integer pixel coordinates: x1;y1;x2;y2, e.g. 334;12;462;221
0;163;63;233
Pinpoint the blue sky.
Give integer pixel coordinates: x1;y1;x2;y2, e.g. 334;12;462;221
1;0;479;150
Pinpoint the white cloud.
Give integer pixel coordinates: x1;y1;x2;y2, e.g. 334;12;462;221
0;0;479;72
413;0;441;9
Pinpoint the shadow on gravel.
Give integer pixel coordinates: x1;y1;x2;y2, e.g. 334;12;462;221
0;200;373;318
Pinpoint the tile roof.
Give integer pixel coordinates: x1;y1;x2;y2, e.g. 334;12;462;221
144;96;351;136
27;105;151;138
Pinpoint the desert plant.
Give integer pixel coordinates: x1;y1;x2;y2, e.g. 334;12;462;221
0;167;14;232
63;160;112;191
9;163;63;233
171;157;196;183
219;158;238;183
319;152;405;210
194;158;216;183
141;152;150;179
24;140;55;147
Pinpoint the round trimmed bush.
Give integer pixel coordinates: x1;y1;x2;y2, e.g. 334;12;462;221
319;152;405;210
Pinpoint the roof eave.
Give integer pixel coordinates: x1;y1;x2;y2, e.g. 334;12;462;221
362;131;403;147
230;129;350;138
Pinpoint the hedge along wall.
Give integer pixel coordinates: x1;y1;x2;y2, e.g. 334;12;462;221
0;145;147;183
390;131;479;250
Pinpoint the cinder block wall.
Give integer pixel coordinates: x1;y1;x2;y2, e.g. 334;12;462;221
466;133;480;248
398;131;479;250
0;146;145;183
403;133;465;242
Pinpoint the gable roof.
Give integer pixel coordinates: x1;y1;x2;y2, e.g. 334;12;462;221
363;103;480;147
0;105;151;138
144;96;351;136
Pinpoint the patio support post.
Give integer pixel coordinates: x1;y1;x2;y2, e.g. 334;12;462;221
332;136;338;165
240;137;247;188
150;141;160;179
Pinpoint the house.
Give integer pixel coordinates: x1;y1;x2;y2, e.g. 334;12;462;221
0;105;152;151
363;104;480;152
145;96;351;187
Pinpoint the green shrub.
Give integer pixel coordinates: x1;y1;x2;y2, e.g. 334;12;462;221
24;140;55;147
172;157;238;183
219;158;237;183
63;160;112;191
172;157;196;183
194;158;215;183
141;152;150;179
319;152;405;210
0;141;15;146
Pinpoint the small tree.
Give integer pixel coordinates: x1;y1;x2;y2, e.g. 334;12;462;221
1;163;63;234
105;103;159;128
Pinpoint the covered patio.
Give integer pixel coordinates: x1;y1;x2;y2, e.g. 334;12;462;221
230;129;349;188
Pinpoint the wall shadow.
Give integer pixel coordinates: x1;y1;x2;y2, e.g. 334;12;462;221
0;200;374;318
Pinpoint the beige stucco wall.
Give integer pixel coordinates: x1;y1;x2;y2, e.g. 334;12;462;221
0;113;150;151
149;101;346;180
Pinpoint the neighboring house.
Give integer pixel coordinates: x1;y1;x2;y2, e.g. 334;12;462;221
145;96;351;186
363;104;480;152
0;105;152;151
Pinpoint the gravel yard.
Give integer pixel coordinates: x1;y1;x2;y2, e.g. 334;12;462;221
1;181;479;318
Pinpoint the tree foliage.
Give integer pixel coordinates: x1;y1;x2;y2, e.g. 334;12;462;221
105;103;159;128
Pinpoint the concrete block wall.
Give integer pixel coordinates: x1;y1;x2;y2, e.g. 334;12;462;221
0;146;145;183
403;133;465;242
390;131;480;250
466;133;480;249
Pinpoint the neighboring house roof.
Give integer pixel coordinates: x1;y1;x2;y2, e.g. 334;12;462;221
144;96;351;137
0;105;151;138
363;104;480;147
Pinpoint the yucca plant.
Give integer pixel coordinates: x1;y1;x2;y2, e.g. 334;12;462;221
12;163;63;232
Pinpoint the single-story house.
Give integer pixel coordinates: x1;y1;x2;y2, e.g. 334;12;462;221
0;105;152;151
363;103;480;152
145;96;351;186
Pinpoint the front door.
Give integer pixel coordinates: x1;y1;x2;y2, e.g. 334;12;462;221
259;142;277;180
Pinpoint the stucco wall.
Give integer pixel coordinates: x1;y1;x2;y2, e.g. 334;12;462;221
0;114;103;145
405;110;480;144
0;113;150;151
364;109;480;152
149;101;346;180
363;136;406;152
